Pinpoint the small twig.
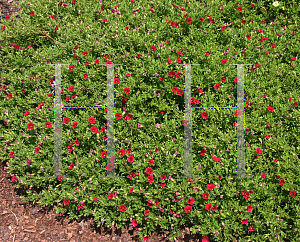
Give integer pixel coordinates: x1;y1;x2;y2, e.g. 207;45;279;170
11;211;18;225
13;234;15;242
39;28;67;49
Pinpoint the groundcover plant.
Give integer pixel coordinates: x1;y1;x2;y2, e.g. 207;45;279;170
0;0;300;241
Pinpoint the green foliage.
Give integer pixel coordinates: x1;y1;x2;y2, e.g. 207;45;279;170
1;0;300;241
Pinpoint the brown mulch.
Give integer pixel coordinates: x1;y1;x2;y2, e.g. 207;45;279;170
0;159;205;242
0;0;20;19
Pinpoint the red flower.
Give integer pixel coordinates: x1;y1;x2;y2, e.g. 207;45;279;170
289;191;296;197
151;45;157;51
169;71;176;77
205;203;212;211
279;179;285;186
147;175;154;183
94;197;99;201
158;174;166;181
11;176;18;182
128;156;134;163
83;73;88;79
213;83;221;89
248;226;255;232
29;11;34;16
124;87;130;94
106;163;115;171
186;17;192;24
237;7;243;12
146;167;153;175
90;126;98;133
27;122;35;129
45;121;52;128
35;148;40;153
131;219;138;227
220;25;227;31
202;192;209;200
207;184;215;190
114;78;120;84
267;106;274;111
256;147;262;154
72;121;78;128
176;89;183;96
63;199;70;205
201;112;208;119
115;113;122;120
89;116;96;123
69;163;74;169
119;204;127;212
202;236;209;242
212;205;217;212
184;205;192;213
234;110;242;117
63;118;69;124
187;197;195;205
242;218;248;224
247;205;253;212
221;59;227;64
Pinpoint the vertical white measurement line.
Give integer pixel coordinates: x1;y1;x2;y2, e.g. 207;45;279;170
184;64;193;178
229;63;253;179
53;63;63;179
236;64;249;178
106;64;116;178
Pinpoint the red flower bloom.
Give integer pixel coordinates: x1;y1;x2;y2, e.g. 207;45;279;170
63;118;69;124
242;218;248;224
151;45;157;51
11;176;18;182
27;122;35;129
202;192;209;199
221;59;227;64
184;205;192;213
132;220;138;227
89;117;96;123
63;199;70;205
119;205;127;212
200;149;206;155
201;112;208;119
124;87;130;94
207;184;215;190
202;236;209;242
187;197;195;205
205;203;212;211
